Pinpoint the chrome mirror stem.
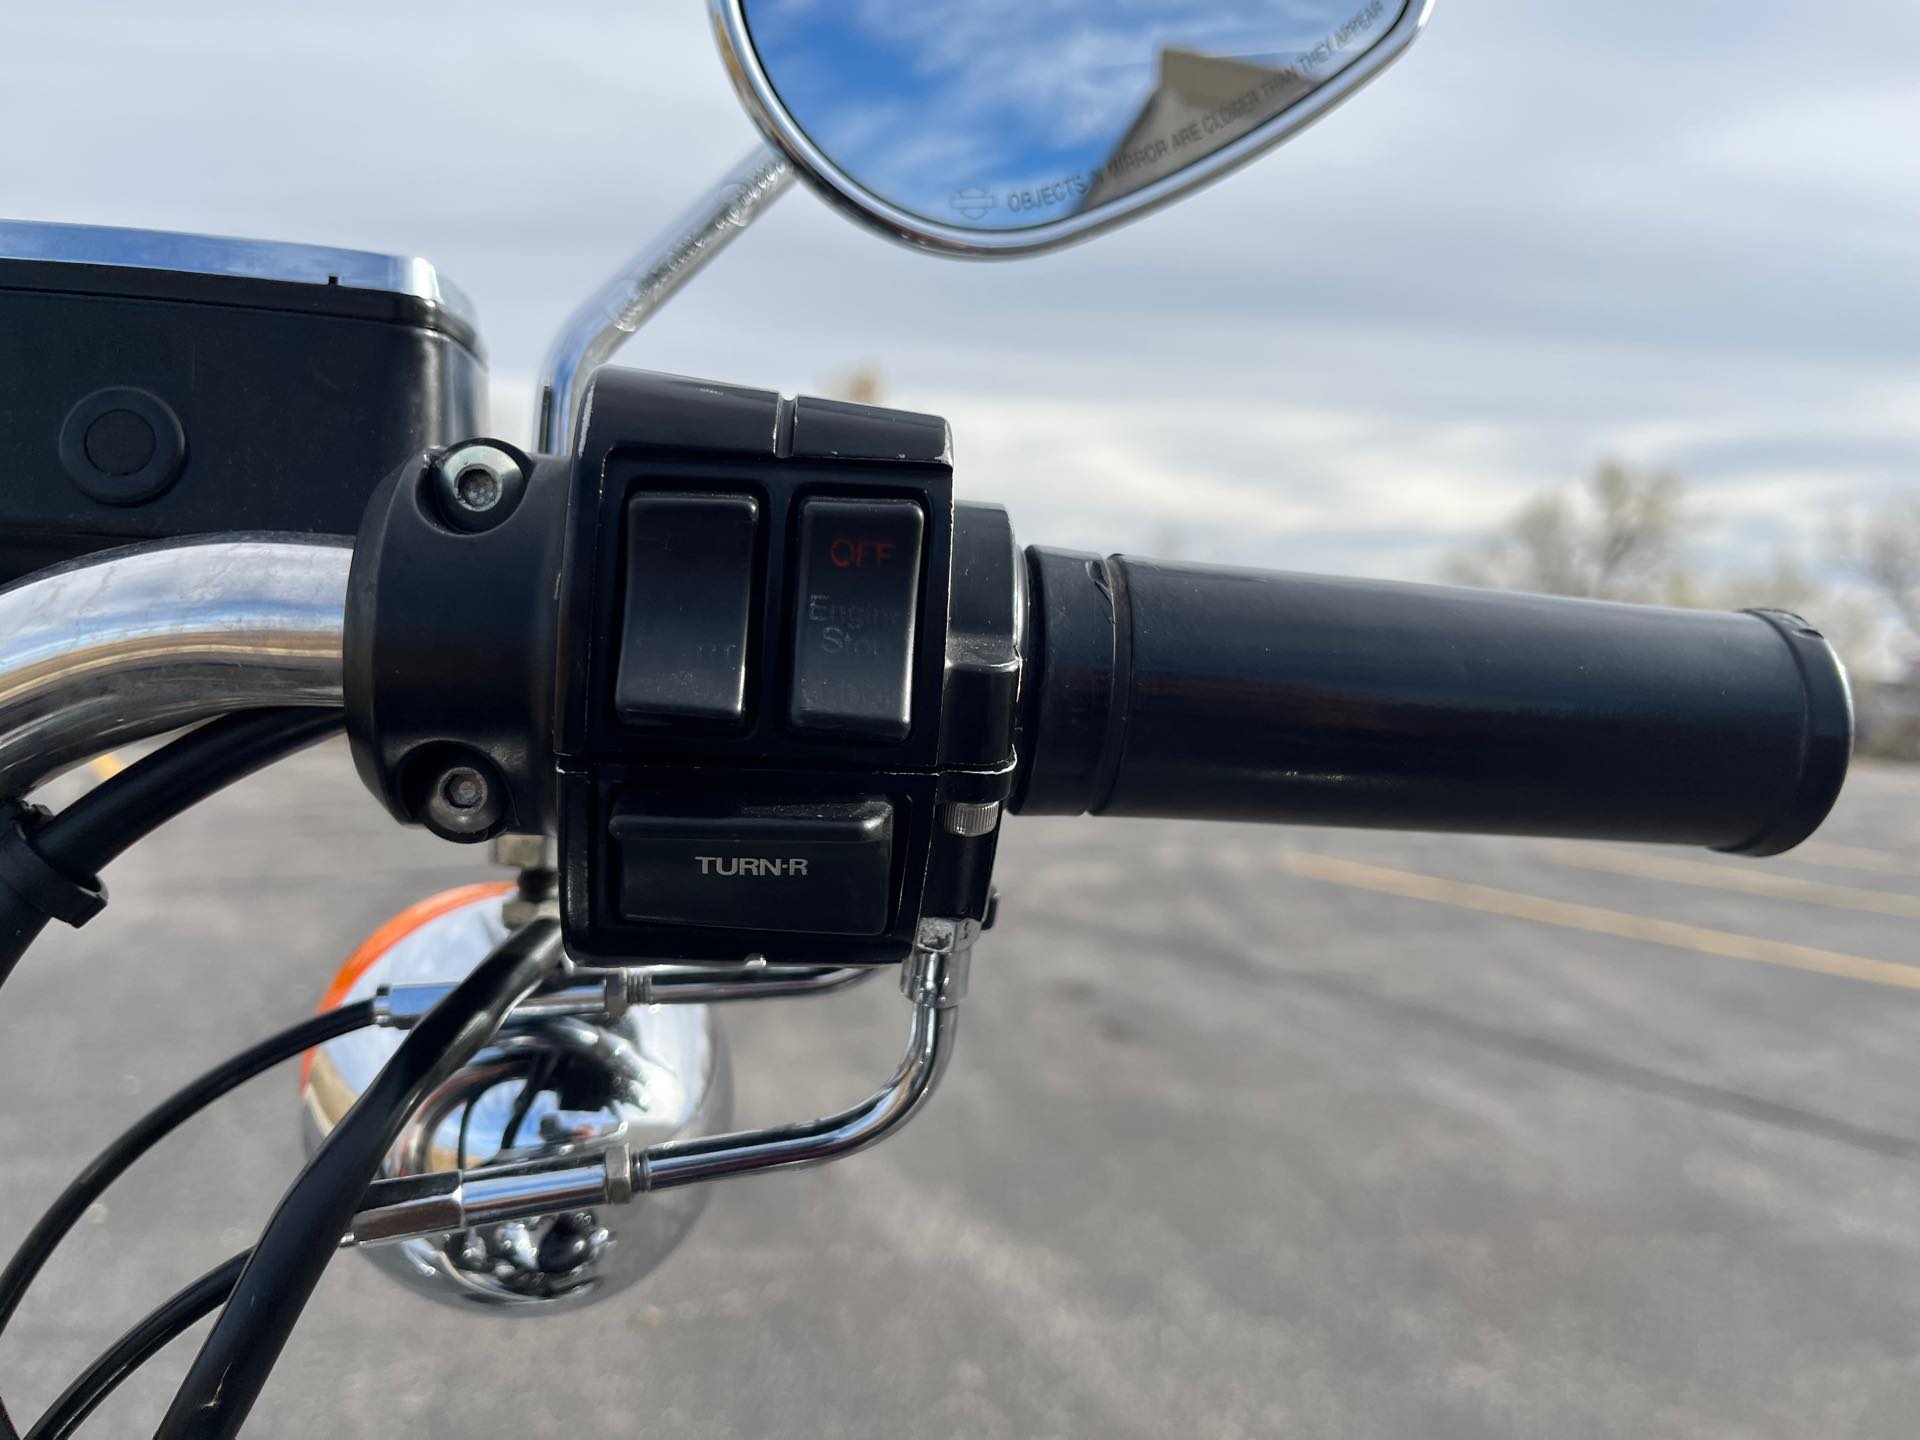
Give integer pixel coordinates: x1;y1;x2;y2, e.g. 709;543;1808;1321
532;144;794;454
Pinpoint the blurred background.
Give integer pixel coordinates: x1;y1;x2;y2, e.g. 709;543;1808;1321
3;2;1919;1436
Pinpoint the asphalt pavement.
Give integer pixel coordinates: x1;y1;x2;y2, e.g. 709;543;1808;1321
1;742;1917;1438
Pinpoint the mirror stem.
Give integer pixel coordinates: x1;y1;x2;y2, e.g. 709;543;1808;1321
532;144;794;454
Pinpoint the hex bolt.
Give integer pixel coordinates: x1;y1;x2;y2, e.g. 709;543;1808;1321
441;767;486;810
431;442;525;533
455;466;502;512
493;832;559;926
421;757;506;839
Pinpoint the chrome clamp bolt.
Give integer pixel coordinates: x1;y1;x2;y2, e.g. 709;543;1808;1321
431;441;526;533
421;758;506;839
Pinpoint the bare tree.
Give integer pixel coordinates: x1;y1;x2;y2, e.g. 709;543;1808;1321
1833;493;1920;647
1442;460;1689;603
1445;462;1882;683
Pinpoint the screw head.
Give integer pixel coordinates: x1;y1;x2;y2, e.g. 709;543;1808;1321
420;756;507;840
454;466;502;512
440;767;487;810
430;442;525;533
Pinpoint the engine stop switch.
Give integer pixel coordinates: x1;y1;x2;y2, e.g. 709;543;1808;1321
788;497;924;741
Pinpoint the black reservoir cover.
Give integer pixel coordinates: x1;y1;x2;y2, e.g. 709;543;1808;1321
0;221;485;584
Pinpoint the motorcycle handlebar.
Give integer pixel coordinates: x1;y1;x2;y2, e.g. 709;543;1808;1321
0;538;1847;859
1010;550;1852;856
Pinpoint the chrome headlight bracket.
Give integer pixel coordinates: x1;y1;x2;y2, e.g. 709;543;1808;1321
339;916;978;1278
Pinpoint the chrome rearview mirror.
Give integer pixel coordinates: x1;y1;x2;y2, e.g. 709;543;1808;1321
536;2;1433;451
712;0;1433;256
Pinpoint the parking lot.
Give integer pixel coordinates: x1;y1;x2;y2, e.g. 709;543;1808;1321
2;743;1917;1437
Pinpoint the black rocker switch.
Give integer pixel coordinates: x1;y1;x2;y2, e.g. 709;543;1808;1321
610;799;895;935
616;492;759;726
788;498;924;740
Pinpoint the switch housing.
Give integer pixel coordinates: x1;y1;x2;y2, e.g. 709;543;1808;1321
344;366;1021;968
555;368;1011;965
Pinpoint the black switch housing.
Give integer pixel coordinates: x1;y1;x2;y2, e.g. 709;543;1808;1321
347;368;1016;967
548;368;1011;966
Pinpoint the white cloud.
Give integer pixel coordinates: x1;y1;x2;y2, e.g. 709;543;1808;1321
1;0;1914;588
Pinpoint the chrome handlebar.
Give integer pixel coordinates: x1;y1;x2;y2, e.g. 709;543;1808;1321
0;536;349;797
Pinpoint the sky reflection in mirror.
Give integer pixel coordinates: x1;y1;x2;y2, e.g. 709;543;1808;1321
740;0;1411;231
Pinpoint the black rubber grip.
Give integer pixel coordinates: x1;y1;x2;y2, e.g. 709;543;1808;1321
1011;550;1852;855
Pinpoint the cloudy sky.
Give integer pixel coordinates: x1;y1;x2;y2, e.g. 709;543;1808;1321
4;1;1916;581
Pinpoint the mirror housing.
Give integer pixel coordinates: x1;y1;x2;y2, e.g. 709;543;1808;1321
711;0;1433;257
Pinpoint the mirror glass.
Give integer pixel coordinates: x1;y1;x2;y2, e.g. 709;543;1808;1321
736;0;1415;235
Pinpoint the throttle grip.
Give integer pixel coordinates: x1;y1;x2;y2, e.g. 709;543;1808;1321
1011;550;1851;855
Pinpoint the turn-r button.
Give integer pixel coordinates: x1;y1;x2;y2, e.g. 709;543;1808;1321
788;498;923;740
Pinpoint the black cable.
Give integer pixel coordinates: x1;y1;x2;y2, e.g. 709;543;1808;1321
35;709;344;874
157;919;563;1440
0;708;344;988
495;1049;559;1156
0;1001;376;1340
19;1167;427;1440
23;1252;246;1440
455;1092;477;1172
0;707;346;1429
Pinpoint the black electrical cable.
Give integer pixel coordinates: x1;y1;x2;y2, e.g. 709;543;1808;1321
34;709;345;874
0;708;344;988
22;1167;431;1440
495;1049;560;1155
156;918;563;1440
0;1001;377;1339
0;705;344;1432
22;1251;247;1440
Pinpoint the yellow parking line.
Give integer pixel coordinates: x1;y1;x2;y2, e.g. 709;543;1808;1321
86;752;126;781
1791;841;1918;879
1281;849;1920;993
1541;844;1920;920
